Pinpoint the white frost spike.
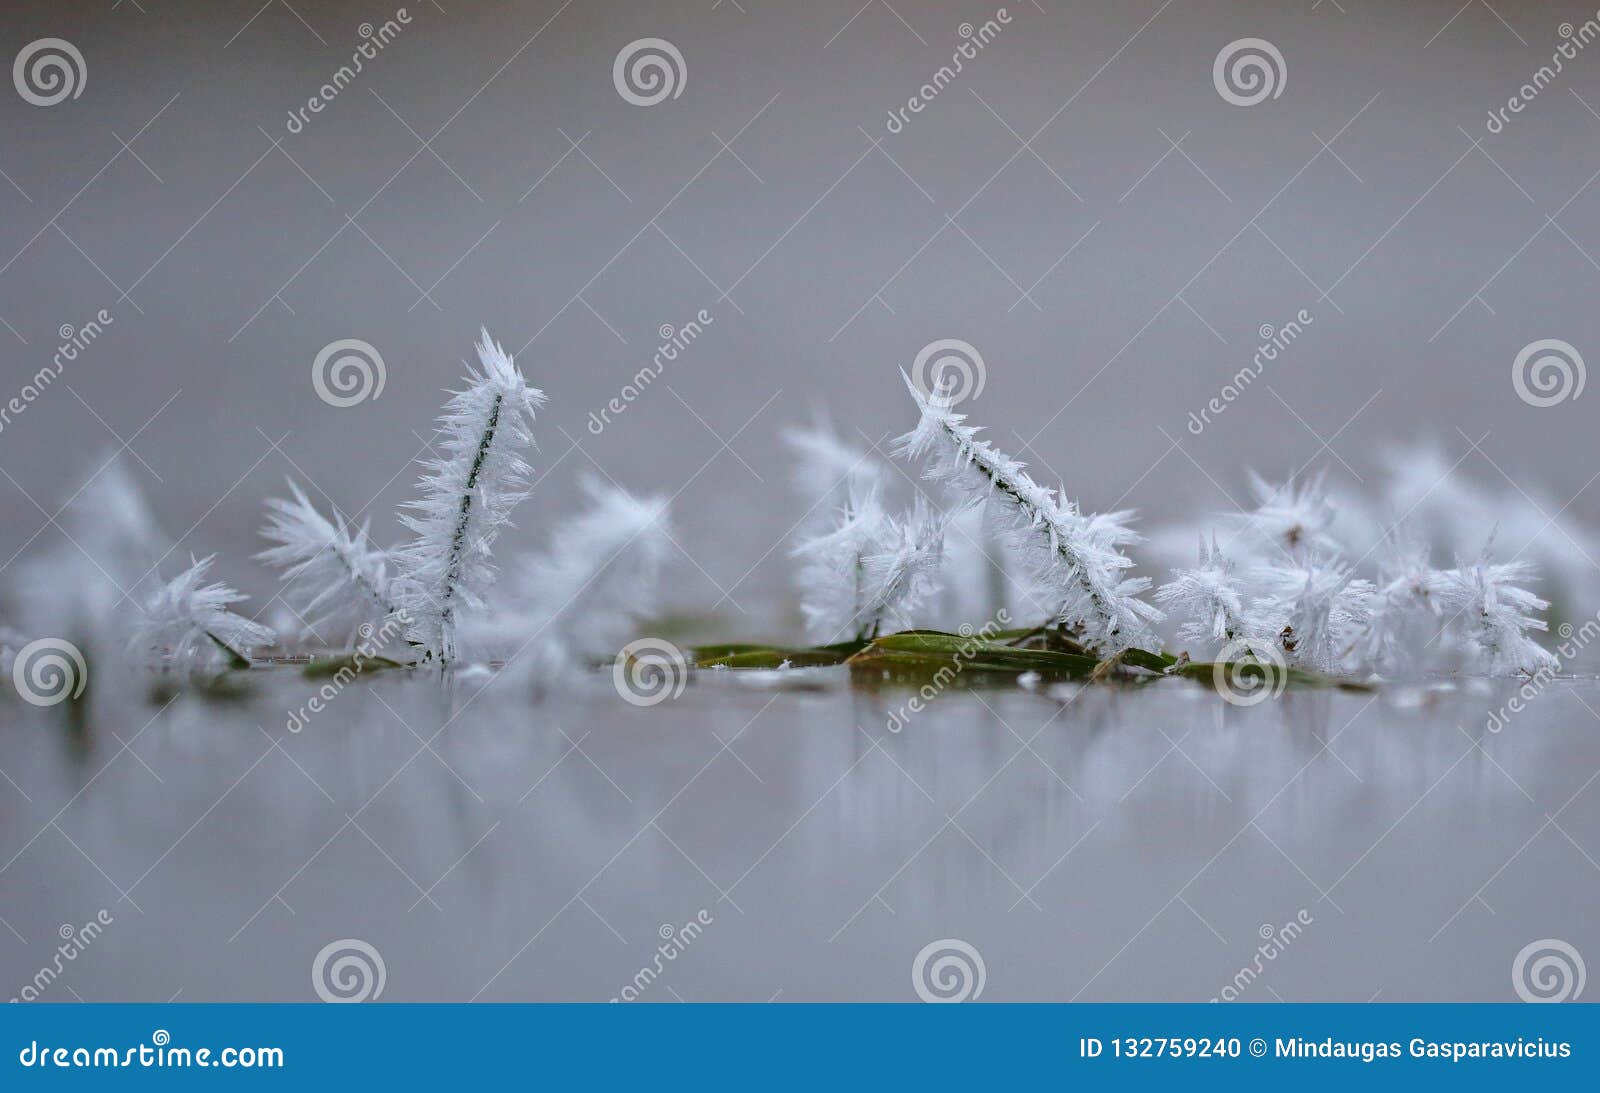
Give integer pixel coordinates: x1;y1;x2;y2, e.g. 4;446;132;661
464;478;671;691
1253;555;1372;672
1438;540;1557;676
129;556;275;671
782;410;888;534
1233;470;1339;561
14;456;168;645
793;485;889;643
793;484;944;643
1155;533;1248;653
856;498;946;640
1358;526;1449;673
391;328;547;664
511;476;673;670
257;479;391;643
894;373;1160;650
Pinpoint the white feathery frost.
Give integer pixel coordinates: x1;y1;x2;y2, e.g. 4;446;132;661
390;328;547;664
1231;470;1339;562
793;485;889;643
491;475;673;681
129;556;275;671
13;456;168;646
1155;534;1248;652
1251;555;1372;672
1357;526;1448;673
782;410;888;534
257;479;391;643
893;374;1160;650
858;498;946;638
1436;540;1557;676
794;485;945;644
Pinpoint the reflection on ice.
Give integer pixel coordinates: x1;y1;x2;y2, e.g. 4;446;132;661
0;665;1595;1001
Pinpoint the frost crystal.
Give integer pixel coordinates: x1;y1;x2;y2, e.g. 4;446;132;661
1252;555;1373;672
257;479;391;644
894;374;1160;649
793;485;889;643
1155;534;1248;652
461;476;672;692
1233;471;1338;561
527;477;671;654
782;411;888;534
1437;542;1557;676
129;556;275;671
390;328;547;664
793;485;945;643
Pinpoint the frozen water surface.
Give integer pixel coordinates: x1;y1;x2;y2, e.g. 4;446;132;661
2;667;1597;1002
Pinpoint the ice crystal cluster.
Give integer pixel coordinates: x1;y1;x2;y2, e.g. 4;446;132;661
390;329;548;664
470;474;673;687
1154;473;1556;677
6;456;274;678
782;376;1562;679
257;479;392;643
1;335;1574;701
893;376;1160;650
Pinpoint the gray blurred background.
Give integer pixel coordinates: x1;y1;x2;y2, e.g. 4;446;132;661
3;0;1600;1007
1;0;1597;621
